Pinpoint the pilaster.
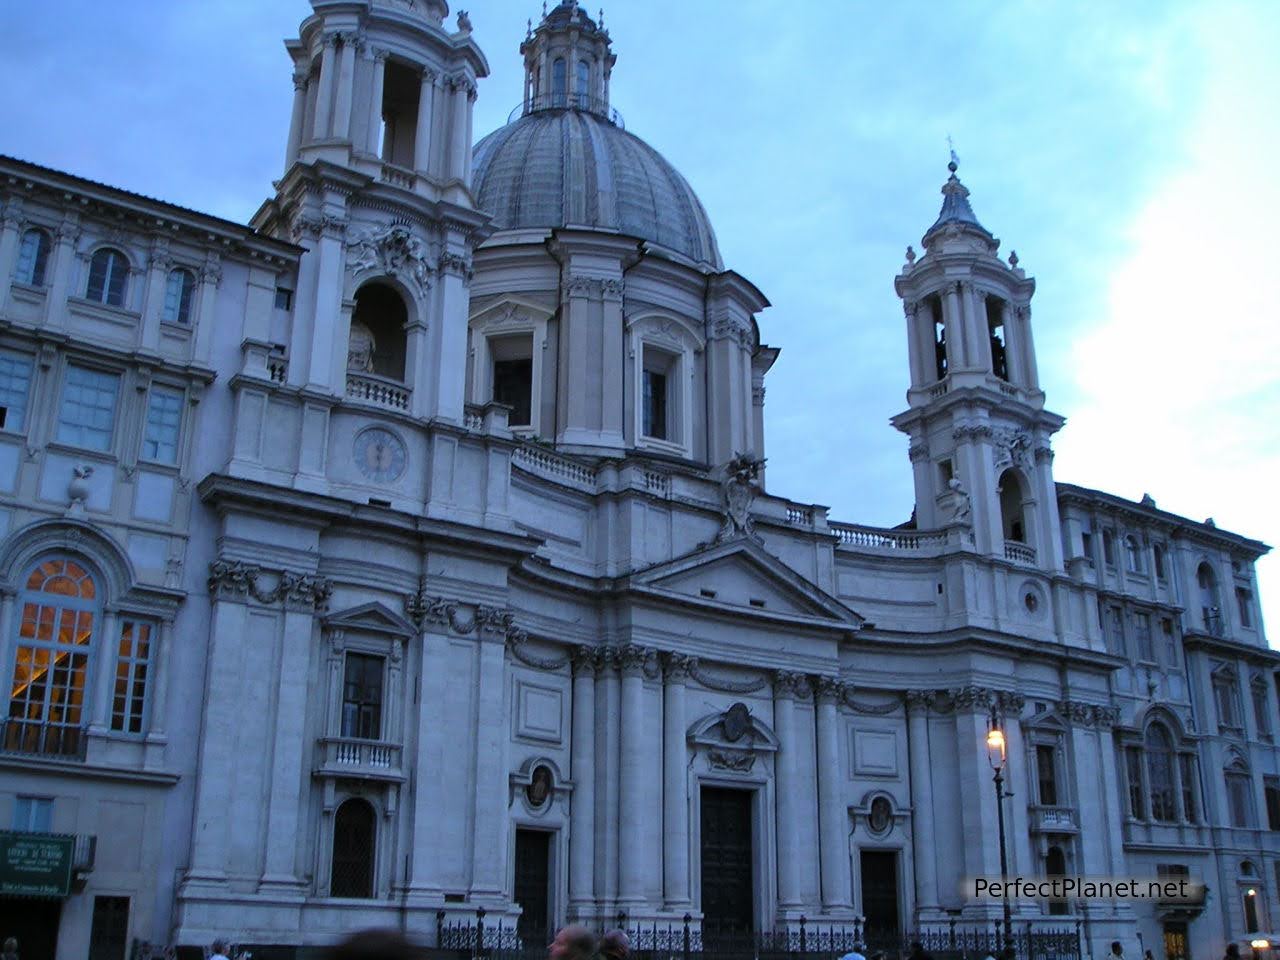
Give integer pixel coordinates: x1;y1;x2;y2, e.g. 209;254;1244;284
662;652;692;910
568;646;598;913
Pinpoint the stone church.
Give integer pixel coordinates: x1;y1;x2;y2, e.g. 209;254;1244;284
0;1;1276;958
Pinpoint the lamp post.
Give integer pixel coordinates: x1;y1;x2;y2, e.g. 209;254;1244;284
987;707;1014;949
1250;938;1270;960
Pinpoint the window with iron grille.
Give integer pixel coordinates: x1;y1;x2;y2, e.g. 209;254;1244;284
330;797;376;898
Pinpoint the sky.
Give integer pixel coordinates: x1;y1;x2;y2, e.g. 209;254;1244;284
1;1;1277;637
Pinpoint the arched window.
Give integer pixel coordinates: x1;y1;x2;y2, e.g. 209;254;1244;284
552;58;567;104
1145;724;1176;822
15;228;52;286
4;558;97;758
1124;535;1144;573
998;469;1027;543
330;798;376;898
162;268;196;324
348;283;408;383
986;295;1008;381
1197;562;1220;633
930;295;947;379
86;248;129;307
576;59;590;101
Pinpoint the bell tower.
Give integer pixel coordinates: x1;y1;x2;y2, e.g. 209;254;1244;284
891;159;1065;571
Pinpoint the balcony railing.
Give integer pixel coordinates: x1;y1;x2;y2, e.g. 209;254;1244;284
346;372;411;412
1004;541;1037;565
831;522;947;552
316;737;403;779
1029;804;1078;833
0;719;88;760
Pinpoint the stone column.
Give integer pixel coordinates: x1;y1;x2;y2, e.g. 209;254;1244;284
462;82;476;189
192;258;221;366
90;609;121;732
406;626;449;902
366;52;387;157
145;618;174;743
140;243;170;351
617;644;647;907
905;690;939;913
943;282;968;368
968;283;993;372
997;692;1032;878
286;70;309;167
313;35;339;139
999;301;1022;385
774;671;803;910
470;622;509;900
331;34;357;141
952;687;1000;892
430;243;471;423
447;77;470;182
595;649;621;904
1016;305;1040;390
0;202;23;316
414;69;436;174
44;220;80;330
569;647;598;912
814;676;852;911
662;653;692;909
261;602;321;891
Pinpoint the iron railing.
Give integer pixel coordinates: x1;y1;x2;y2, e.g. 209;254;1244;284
509;94;625;128
0;718;88;760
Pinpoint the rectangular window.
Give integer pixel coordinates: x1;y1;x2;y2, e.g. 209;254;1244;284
1265;779;1280;831
1081;531;1094;565
1216;680;1240;728
1161;618;1177;665
1102;529;1116;566
490;335;534;429
1226;771;1254;828
56;364;120;451
1178;754;1197;823
642;368;667;439
1237;588;1254;628
1125;746;1145;819
1255;683;1272;739
341;652;384;740
1153;543;1167;580
110;619;152;736
88;895;130;960
274;287;293;311
1135;613;1154;662
1036;744;1058;806
0;350;34;433
12;796;53;832
141;385;183;464
1106;606;1126;655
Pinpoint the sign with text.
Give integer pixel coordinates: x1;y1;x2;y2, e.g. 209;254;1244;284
0;830;74;897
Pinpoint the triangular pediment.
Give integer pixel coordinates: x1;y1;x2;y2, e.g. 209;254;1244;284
629;538;864;627
324;601;416;638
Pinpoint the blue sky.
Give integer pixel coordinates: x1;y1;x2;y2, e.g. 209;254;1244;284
2;1;1277;636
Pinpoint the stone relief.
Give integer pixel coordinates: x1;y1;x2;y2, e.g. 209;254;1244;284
346;224;434;296
208;559;332;611
715;452;763;543
992;427;1033;472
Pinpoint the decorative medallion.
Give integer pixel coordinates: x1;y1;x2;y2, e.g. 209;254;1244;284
868;796;893;834
526;765;553;808
722;702;751;743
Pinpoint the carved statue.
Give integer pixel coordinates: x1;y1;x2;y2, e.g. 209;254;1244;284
716;452;763;542
456;9;472;32
347;320;376;373
948;477;972;525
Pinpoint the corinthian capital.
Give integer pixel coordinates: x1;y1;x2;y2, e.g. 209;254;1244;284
617;643;647;676
663;652;695;682
811;674;845;704
904;689;937;712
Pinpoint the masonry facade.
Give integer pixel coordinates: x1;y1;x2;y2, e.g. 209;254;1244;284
0;2;1276;959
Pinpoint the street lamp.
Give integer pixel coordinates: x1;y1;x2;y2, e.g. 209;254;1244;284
987;707;1014;948
1250;938;1269;960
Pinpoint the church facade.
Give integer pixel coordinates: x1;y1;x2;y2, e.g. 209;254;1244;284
0;2;1276;959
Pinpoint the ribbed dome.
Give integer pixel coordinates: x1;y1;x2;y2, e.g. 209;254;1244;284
472;109;723;269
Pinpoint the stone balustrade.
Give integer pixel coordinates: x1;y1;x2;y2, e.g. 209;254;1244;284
1004;540;1037;565
346;371;411;412
831;522;947;552
316;736;403;780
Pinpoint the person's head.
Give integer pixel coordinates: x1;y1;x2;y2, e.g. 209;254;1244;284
600;929;630;960
1226;946;1241;959
549;926;597;960
2;939;15;954
212;942;228;956
1111;944;1123;955
323;929;423;960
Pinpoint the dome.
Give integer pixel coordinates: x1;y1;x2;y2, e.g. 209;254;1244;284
472;109;723;269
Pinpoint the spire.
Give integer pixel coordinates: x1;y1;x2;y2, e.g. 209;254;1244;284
925;152;993;240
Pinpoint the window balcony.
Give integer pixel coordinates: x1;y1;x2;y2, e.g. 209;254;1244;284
1029;804;1078;834
345;372;411;413
315;736;404;782
1004;540;1037;565
0;718;88;761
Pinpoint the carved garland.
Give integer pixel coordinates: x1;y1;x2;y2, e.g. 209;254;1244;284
208;559;332;611
689;661;769;694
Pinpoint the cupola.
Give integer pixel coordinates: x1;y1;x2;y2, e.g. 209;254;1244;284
519;1;617;119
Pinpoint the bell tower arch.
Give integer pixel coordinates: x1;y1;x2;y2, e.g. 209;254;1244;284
891;158;1065;571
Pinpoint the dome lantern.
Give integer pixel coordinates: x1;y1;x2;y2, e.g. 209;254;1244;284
520;1;616;120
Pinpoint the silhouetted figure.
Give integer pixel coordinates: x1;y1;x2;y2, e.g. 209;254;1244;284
599;930;630;960
549;926;597;960
1;936;18;960
909;942;935;960
323;929;424;960
210;940;231;960
1224;945;1241;960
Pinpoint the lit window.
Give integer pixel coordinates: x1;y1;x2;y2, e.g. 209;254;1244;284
0;349;34;432
341;653;384;741
57;365;120;451
331;798;376;898
86;248;129;307
3;558;97;759
162;268;195;324
12;796;53;832
110;619;152;735
141;385;183;464
15;229;52;286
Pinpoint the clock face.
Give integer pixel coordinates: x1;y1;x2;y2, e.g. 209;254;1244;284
354;427;406;483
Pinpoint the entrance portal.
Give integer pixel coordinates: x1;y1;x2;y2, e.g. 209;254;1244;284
514;828;552;945
700;786;754;940
1163;921;1189;960
859;850;900;941
0;897;61;959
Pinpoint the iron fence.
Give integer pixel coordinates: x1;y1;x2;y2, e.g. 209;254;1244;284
433;911;1082;960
